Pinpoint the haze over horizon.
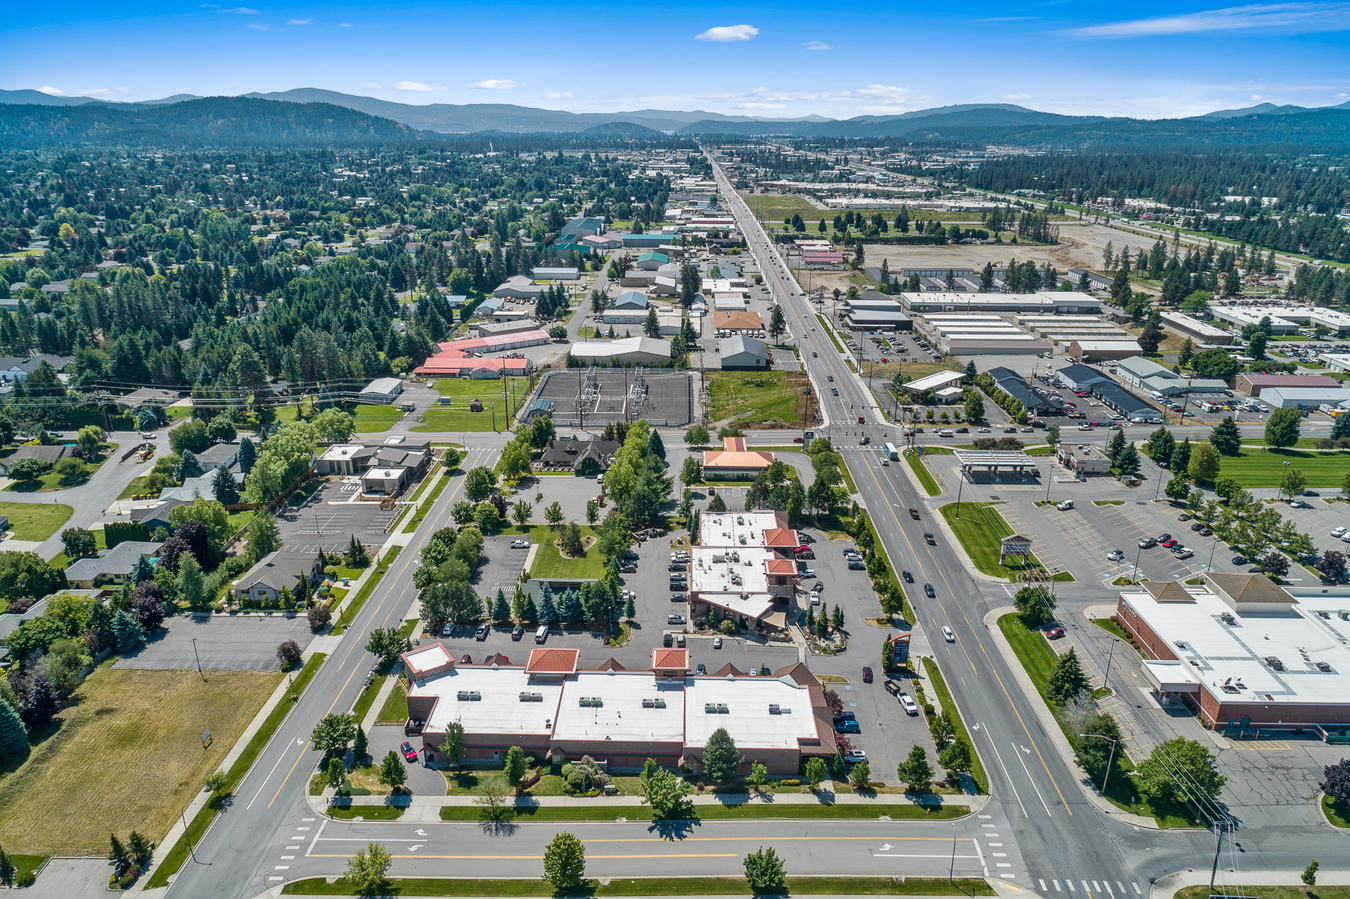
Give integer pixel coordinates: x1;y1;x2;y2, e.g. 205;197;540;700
6;0;1350;119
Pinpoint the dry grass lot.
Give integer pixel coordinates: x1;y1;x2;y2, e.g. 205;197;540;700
0;669;279;855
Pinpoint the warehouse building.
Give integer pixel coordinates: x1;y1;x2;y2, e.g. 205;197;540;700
1055;363;1109;392
985;367;1065;415
1160;312;1233;346
1235;373;1342;397
901;291;1100;315
1069;339;1142;362
570;336;672;365
1116;575;1350;729
920;315;1051;356
718;335;771;370
402;645;835;774
1259;387;1350;410
1210;304;1350;337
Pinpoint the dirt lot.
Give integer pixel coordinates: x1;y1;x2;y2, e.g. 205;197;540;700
0;669;278;855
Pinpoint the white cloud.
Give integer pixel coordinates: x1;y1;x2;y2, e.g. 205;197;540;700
395;81;446;92
804;40;833;50
81;88;131;97
340;22;351;26
36;86;65;96
248;22;269;29
288;18;311;24
1000;93;1033;101
367;83;384;90
223;6;260;13
469;79;523;89
541;92;574;99
739;102;786;109
1065;3;1350;38
696;24;758;42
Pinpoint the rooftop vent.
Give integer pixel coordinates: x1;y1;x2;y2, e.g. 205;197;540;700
769;704;781;714
1317;662;1333;672
1264;656;1285;671
456;691;482;701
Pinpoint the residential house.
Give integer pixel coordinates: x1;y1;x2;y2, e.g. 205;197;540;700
0;444;69;476
233;549;323;605
64;541;163;589
535;437;620;475
718;335;771;370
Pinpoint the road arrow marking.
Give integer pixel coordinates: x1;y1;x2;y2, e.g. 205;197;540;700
415;829;428;836
880;844;893;851
1020;745;1030;754
408;845;424;852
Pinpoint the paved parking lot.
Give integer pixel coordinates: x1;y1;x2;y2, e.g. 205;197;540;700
368;724;446;796
278;479;401;552
114;614;315;671
473;534;531;598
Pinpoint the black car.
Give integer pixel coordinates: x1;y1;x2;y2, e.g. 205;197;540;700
848;560;866;570
1231;555;1248;564
902;570;914;583
860;436;870;445
924;533;936;545
1200;527;1213;536
1190;522;1203;532
667;563;687;572
511;625;524;641
620;564;638;573
662;633;673;647
924;583;935;597
1157;533;1172;542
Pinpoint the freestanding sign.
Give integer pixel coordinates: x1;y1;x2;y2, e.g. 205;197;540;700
999;534;1033;566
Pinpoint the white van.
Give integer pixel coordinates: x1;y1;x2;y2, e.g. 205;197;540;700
534;625;549;644
1056;499;1074;511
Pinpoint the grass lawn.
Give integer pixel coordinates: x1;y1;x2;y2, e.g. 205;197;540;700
525;524;605;580
407;471;450;530
905;452;940;496
741;194;823;220
49;528;109;570
0;501;73;541
940;502;1049;580
413;378;531;433
118;474;152;500
350;404;404;432
326;804;406;820
706;371;814;429
1323;793;1350;827
921;658;987;793
331;546;402;635
1213;447;1350;488
0;669;279;855
285;876;994;897
815;314;846;353
376;684;409;726
440;802;967;823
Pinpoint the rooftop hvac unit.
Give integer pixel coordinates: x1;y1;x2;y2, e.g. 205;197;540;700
654;699;666;708
737;516;744;525
531;693;543;702
1340;610;1350;620
1220;613;1236;624
717;703;729;713
769;704;781;714
1317;662;1333;672
519;692;533;702
705;703;717;713
739;535;747;544
1174;641;1187;649
457;691;481;701
643;699;655;708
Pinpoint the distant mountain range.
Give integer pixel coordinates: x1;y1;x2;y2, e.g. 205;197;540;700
2;87;1350;146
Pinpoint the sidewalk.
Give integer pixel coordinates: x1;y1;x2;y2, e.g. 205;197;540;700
982;606;1160;830
1151;866;1350;899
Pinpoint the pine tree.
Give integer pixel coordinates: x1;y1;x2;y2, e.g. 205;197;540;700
538;585;558;623
559;588;584;623
21;672;60;728
0;697;28;761
1047;648;1089;705
211;464;240;504
112;609;147;655
1105;428;1126;463
237;436;256;474
1209;416;1242;456
492;589;511;622
0;845;14;888
177;449;203;481
108;833;131;876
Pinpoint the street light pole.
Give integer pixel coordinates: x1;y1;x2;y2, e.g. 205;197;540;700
1131;542;1144;584
949;821;957;882
192;637;203;679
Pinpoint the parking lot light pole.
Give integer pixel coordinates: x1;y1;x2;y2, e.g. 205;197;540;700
949;821;957;882
1131;542;1144;584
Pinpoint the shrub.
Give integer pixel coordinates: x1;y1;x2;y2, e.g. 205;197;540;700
307;604;332;631
276;640;303;669
17;871;35;887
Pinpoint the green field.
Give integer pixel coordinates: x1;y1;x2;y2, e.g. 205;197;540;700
940;502;1048;580
706;370;812;429
1211;447;1350;488
0;502;74;541
285;876;993;897
413;377;531;432
525;524;605;580
349;404;404;432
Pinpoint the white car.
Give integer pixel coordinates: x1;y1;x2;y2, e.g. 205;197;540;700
941;626;955;643
844;749;868;763
713;635;723;649
1333;527;1347;538
440;624;453;637
1107;550;1124;561
509;539;530;549
898;693;919;715
810;590;820;605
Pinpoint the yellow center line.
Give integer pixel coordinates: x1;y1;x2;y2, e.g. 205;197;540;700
266;449;484;809
861;459;1072;815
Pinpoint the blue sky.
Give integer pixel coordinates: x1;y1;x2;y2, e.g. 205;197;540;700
4;0;1350;118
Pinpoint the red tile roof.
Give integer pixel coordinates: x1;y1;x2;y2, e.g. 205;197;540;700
764;558;799;575
651;648;690;671
762;527;799;547
525;648;580;675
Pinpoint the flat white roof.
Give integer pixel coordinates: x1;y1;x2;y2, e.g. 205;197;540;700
684;675;818;750
1120;587;1350;708
552;671;685;744
692;546;771;594
413;667;565;737
903;370;966;391
698;511;782;548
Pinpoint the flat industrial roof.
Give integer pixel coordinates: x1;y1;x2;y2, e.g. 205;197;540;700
552;671;686;744
414;667;565;737
952;449;1038;468
1120;586;1350;708
698;511;785;548
903;370;966;392
684;674;818;750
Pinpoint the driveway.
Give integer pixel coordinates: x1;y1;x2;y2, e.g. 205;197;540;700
114;614;316;671
369;724;446;796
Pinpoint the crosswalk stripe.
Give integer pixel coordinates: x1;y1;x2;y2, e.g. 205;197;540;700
1083;881;1091;893
1119;882;1127;893
1093;881;1102;891
1105;881;1114;894
1067;880;1075;891
1133;885;1142;895
978;814;992;819
1041;880;1048;891
1054;880;1062;892
997;863;1012;868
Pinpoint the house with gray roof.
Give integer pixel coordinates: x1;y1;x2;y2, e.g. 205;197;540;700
0;444;70;476
718;335;771;370
233;549;323;605
64;541;163;589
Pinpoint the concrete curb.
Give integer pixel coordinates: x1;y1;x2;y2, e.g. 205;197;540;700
933;502;1009;585
1149;866;1350;899
981;606;1160;830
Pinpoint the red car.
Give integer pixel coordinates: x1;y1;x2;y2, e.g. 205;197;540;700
862;666;873;683
1045;625;1066;640
880;357;888;363
909;508;920;519
401;741;418;762
857;415;865;424
1160;539;1178;548
793;436;804;443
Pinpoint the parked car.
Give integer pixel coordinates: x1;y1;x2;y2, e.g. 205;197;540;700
475;623;489;641
509;539;530;548
662;633;673;647
844;749;868;763
1107;550;1124;561
848;560;866;570
511;625;524;641
898;693;919;715
1178;513;1192;521
1045;624;1066;639
1138;537;1157;548
883;679;900;696
667;614;686;624
401;742;418;763
834;719;861;734
695;664;707;675
460;654;472;664
713;635;723;649
1231;555;1249;564
440;623;453;637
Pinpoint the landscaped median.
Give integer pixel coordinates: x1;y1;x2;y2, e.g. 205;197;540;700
905;450;941;497
282;876;994;896
922;658;988;793
438;800;967;823
145;652;327;889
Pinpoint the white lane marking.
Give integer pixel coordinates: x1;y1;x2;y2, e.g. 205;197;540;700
302;817;315;822
1134;885;1142;895
1041;880;1049;891
1083;881;1091;893
981;824;996;828
295;827;311;832
1105;881;1114;894
1054;880;1062;891
979;814;992;819
305;819;328;858
275;866;289;870
984;735;1028;818
873;854;978;859
989;843;1003;847
997;863;1012;868
993;853;1008;857
280;855;294;860
1119;883;1127;893
1012;740;1053;817
1003;874;1017;879
269;877;284;882
973;839;986;876
1067;880;1075;892
246;736;306;810
1094;881;1102;891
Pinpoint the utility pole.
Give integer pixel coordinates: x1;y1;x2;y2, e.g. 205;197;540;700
192;637;203;679
1208;821;1225;890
